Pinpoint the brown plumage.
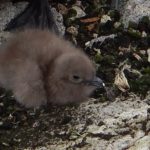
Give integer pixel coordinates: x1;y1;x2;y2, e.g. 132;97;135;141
0;29;104;108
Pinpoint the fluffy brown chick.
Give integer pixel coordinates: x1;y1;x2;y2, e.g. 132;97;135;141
0;29;104;108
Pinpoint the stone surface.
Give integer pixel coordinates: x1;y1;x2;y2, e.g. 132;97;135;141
118;0;150;28
128;135;150;150
51;7;66;36
0;2;28;31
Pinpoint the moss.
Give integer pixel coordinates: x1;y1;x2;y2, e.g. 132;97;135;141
128;21;138;29
67;8;77;18
142;67;150;75
130;75;150;95
64;18;74;26
94;53;103;63
128;28;141;38
108;10;120;22
140;16;150;24
102;55;115;65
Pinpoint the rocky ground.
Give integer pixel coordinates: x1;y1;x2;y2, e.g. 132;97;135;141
0;0;150;150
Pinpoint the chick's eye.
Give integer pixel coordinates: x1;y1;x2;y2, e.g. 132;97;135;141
73;75;80;80
71;75;82;83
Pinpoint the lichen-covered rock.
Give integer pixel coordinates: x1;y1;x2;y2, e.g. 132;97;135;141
128;135;150;150
119;0;150;28
51;7;66;36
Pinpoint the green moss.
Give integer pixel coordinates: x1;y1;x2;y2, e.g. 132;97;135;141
103;55;115;65
130;75;150;95
128;28;141;38
142;67;150;75
67;9;77;18
140;16;150;24
128;21;138;29
108;10;120;22
94;53;103;63
65;18;74;26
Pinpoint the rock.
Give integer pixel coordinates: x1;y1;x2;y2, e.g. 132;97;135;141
101;15;111;24
119;0;150;28
34;147;47;150
51;7;66;36
106;135;134;150
128;135;150;150
66;26;78;36
87;124;117;138
147;48;150;63
71;5;86;19
65;5;86;26
85;34;117;48
0;31;11;45
0;2;28;31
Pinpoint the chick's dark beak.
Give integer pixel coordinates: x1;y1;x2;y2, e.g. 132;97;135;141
84;77;105;88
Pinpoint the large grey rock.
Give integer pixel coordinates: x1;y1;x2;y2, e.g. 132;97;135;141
128;135;150;150
112;0;150;28
51;7;65;36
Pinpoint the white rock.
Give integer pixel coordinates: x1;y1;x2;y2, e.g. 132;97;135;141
71;6;86;19
128;135;150;150
87;124;117;136
118;107;148;122
147;48;150;63
101;15;111;24
106;135;134;150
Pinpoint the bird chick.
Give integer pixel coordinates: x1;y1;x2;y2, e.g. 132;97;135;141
0;29;104;108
